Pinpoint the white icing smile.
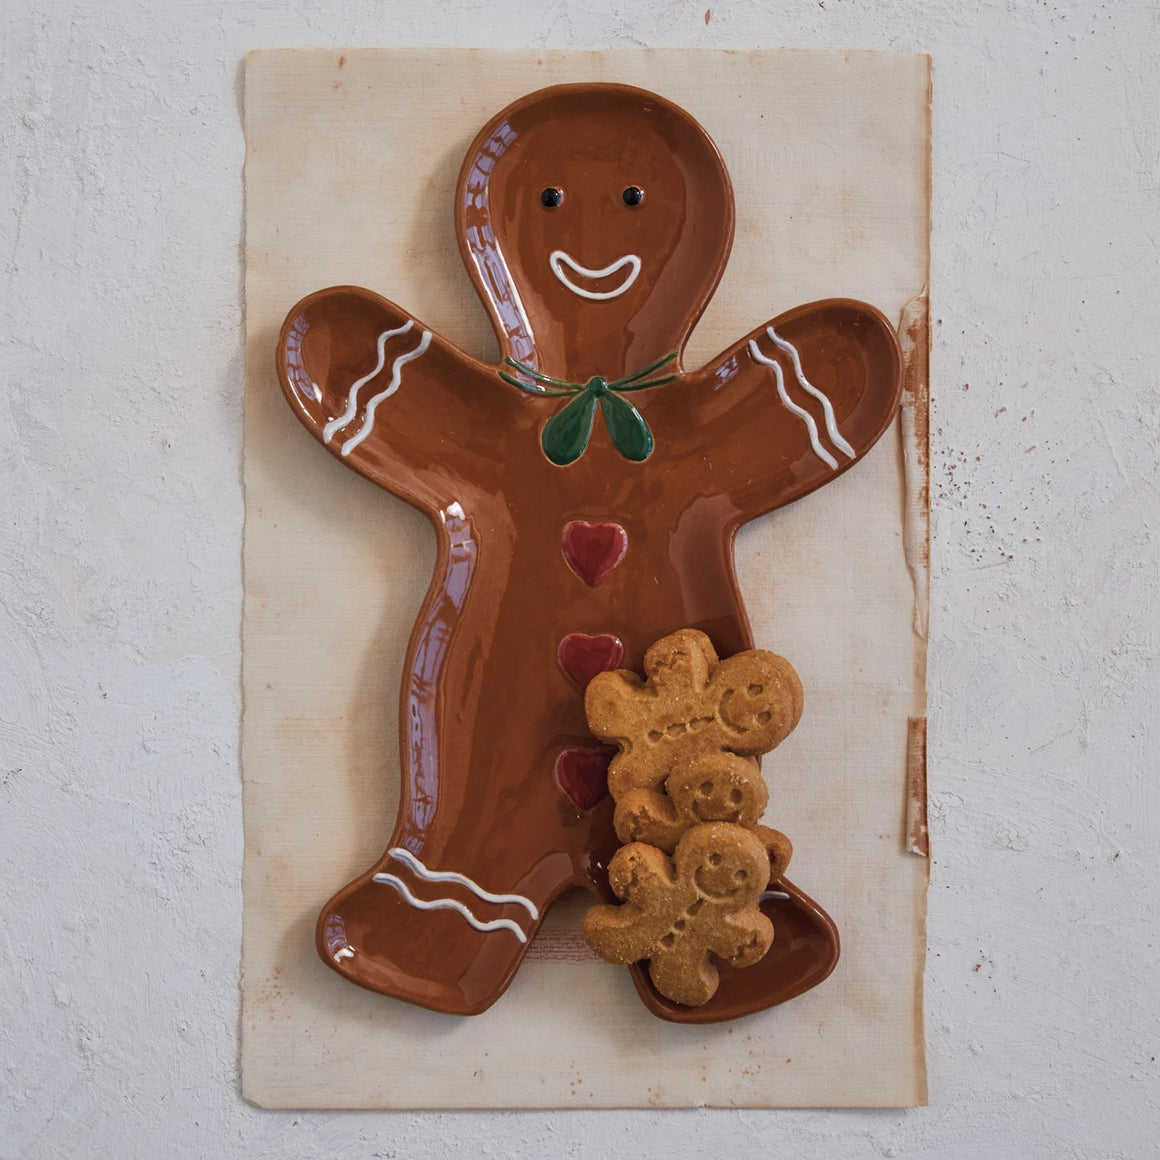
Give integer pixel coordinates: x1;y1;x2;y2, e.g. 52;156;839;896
549;249;641;301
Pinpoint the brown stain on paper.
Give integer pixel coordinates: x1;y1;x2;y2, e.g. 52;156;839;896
898;289;930;862
906;716;929;858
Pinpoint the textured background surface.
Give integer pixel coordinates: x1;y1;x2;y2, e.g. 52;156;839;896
241;47;928;1109
1;0;1157;1155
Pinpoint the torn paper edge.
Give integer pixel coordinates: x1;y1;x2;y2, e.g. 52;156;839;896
899;290;930;859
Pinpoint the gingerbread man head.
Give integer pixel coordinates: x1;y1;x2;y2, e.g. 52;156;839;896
614;752;770;851
457;84;734;380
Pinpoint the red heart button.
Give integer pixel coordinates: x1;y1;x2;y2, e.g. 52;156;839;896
562;520;627;587
554;748;612;812
557;633;624;691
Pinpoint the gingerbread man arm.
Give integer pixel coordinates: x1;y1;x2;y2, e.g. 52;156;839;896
653;299;903;520
276;285;520;511
582;844;680;964
758;826;794;880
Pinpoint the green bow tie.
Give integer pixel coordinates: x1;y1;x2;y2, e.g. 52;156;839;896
499;352;679;466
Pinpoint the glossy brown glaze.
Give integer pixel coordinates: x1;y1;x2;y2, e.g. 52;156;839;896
275;83;902;1019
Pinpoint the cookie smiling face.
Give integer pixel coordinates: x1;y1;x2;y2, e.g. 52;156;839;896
457;84;734;380
667;753;769;829
690;841;763;901
547;248;642;301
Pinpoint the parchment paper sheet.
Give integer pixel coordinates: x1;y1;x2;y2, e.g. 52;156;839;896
242;48;930;1109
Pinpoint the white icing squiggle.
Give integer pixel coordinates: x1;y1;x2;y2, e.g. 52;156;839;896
549;250;641;301
388;847;539;919
322;321;414;444
373;873;529;942
748;339;839;470
766;327;856;459
339;330;432;457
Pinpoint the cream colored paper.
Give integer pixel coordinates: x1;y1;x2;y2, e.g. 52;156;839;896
242;48;930;1109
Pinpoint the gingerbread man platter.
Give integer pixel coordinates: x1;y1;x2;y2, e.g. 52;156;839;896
274;83;903;1023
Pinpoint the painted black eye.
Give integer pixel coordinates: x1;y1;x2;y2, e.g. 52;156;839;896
540;187;564;209
622;185;645;207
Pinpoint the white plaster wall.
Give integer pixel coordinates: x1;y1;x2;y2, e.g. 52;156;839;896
1;1;1156;1156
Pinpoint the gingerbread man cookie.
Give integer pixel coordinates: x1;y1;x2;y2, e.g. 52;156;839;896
586;628;803;799
614;752;793;878
276;83;893;1019
583;823;773;1007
